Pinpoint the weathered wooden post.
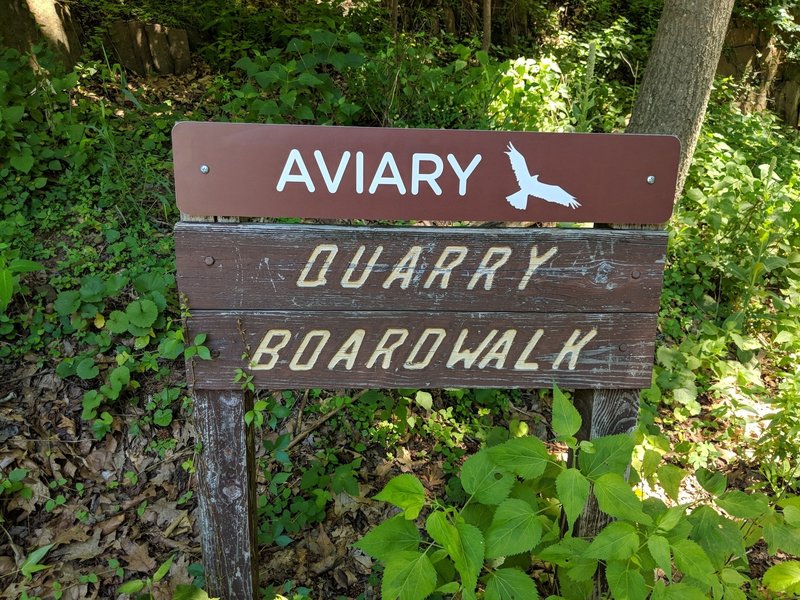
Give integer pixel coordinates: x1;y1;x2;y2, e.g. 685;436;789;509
172;123;680;599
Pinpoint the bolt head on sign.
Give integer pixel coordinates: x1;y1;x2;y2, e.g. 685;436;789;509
172;122;679;223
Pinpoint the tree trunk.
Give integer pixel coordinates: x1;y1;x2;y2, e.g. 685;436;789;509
0;0;81;68
576;1;735;597
482;0;492;52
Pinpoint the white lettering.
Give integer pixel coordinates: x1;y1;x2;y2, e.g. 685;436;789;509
369;152;406;195
382;246;421;289
478;329;517;369
424;246;468;289
552;328;598;370
356;151;364;194
403;328;447;369
411;153;444;195
468;246;512;290
327;329;365;370
366;328;409;369
447;329;498;369
296;244;339;288
341;245;383;289
446;153;482;196
289;330;331;371
276;149;315;192
249;329;292;370
518;246;558;290
513;329;544;370
314;150;350;193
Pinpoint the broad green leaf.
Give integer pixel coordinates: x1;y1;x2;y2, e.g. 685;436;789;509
426;512;484;591
716;490;770;519
106;310;129;334
4;105;24;124
9;259;43;274
355;515;420;560
488;436;551;480
556;468;589;533
484;568;540;600
414;391;433;411
656;465;685;503
655;505;686;533
153;554;174;582
374;475;426;520
117;579;146;594
671;538;715;587
763;560;800;595
605;560;648;600
657;582;709;599
79;274;106;302
20;544;54;578
688;505;745;569
461;449;515;505
585;522;639;560
126;298;158;328
551;384;581;439
539;537;597;583
76;357;99;380
578;434;635;479
10;152;34;174
763;518;800;555
647;534;672;580
485;498;542;559
783;505;800;528
0;270;11;311
695;467;726;497
173;585;219;600
382;551;437;600
593;473;652;525
54;290;81;315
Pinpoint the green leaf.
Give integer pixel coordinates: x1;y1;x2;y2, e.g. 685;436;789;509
9;259;43;274
126;299;158;328
10;152;34;174
671;538;716;587
578;434;635;479
485;498;542;559
605;560;648;600
374;475;426;520
556;468;589;533
484;568;540;600
585;522;639;560
4;105;24;124
656;465;685;502
353;515;420;560
647;534;672;580
716;490;770;519
488;436;551;480
763;560;800;595
414;391;433;411
688;505;745;569
117;579;146;594
551;384;581;439
154;409;173;427
76;357;99;380
763;518;800;555
79;274;106;302
695;467;726;497
172;585;219;600
54;290;81;315
593;473;652;525
425;512;484;591
106;310;129;334
153;554;174;582
460;449;515;505
381;550;437;600
297;72;323;87
0;270;11;311
20;544;54;578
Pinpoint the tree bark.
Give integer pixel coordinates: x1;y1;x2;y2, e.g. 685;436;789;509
482;0;492;53
576;1;735;597
0;0;81;68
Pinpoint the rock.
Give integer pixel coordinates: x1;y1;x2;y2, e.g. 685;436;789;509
107;20;192;76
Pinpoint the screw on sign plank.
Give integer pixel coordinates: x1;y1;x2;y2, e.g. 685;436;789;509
171;122;680;600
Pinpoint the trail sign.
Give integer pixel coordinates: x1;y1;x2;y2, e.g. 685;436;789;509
173;122;679;223
172;122;680;599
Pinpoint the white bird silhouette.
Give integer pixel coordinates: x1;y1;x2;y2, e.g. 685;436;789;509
504;143;581;210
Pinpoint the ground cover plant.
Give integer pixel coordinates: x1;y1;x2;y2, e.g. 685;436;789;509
2;1;800;598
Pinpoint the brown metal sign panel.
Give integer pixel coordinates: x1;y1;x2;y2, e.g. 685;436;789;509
175;223;668;313
173;122;680;223
186;311;657;390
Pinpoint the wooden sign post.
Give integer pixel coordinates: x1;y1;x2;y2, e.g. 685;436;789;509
173;122;680;598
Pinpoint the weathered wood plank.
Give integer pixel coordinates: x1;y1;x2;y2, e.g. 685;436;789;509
193;389;259;598
175;223;667;313
186;310;657;390
172;122;680;223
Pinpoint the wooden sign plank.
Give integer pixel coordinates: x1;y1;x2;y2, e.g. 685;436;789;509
185;311;657;390
173;122;680;223
174;223;668;313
